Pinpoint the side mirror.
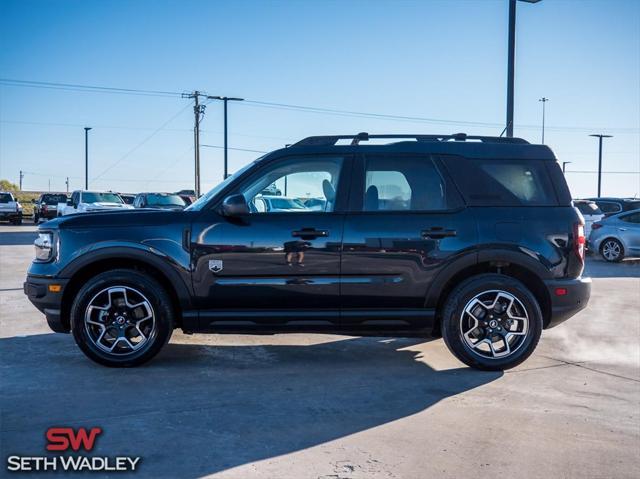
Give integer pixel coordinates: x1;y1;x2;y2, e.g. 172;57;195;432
221;194;250;217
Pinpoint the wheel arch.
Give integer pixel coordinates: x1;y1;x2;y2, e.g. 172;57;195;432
60;247;192;331
427;249;553;332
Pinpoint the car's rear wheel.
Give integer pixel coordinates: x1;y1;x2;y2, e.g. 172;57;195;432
441;274;543;371
70;269;174;367
600;238;624;262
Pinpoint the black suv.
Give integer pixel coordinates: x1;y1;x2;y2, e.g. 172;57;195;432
24;133;591;370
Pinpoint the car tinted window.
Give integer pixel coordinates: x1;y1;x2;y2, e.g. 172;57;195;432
597;201;622;214
443;157;558;206
0;193;13;203
42;194;67;205
620;212;640;224
239;156;344;214
363;156;447;211
575;202;602;215
82;192;123;204
146;194;185;206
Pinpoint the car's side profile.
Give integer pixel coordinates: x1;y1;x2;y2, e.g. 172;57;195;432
24;133;591;370
58;190;134;216
589;209;640;262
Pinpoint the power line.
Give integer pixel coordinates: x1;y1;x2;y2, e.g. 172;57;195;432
2;78;637;133
0;78;181;97
201;144;268;154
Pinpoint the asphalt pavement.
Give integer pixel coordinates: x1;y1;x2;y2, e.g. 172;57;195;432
1;222;638;478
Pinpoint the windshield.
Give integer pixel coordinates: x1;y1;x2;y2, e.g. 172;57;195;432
82;192;124;204
147;194;185;206
0;193;14;203
42;194;67;205
185;159;261;211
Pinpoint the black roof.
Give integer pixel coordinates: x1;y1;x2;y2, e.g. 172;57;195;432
272;132;557;161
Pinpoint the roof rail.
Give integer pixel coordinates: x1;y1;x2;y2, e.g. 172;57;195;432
294;132;530;147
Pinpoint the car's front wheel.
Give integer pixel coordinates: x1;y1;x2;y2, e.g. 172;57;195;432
600;238;624;262
441;274;543;371
70;269;174;367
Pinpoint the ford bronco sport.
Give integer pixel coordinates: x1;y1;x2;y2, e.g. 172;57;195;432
24;133;591;370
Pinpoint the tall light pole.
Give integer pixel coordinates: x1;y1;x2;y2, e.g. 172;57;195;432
539;97;548;144
506;0;542;137
211;96;244;179
84;127;92;190
589;134;613;198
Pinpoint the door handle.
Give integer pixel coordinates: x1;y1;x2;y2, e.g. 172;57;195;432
421;227;457;239
292;228;329;239
618;228;627;231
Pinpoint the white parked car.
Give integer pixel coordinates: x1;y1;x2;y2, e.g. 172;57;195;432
58;190;134;216
574;199;604;238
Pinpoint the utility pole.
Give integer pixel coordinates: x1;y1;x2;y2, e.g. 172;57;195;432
65;177;69;193
539;97;548;144
19;170;24;191
183;91;218;197
84;127;92;190
505;0;541;137
210;96;244;179
589;134;613;197
48;179;51;192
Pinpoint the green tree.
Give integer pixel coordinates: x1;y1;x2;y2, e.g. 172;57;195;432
0;179;19;191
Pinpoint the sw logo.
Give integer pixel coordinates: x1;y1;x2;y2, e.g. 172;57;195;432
209;259;223;273
46;427;102;451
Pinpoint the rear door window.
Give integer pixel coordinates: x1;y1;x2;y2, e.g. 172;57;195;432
442;157;558;206
361;155;457;211
575;202;602;216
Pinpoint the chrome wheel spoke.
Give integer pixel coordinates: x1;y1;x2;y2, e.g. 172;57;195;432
84;285;156;356
459;289;529;360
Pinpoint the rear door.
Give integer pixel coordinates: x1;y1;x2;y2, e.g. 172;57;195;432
340;153;476;318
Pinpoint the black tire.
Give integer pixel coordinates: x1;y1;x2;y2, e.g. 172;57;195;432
11;218;22;225
441;274;543;371
70;269;174;367
600;238;624;263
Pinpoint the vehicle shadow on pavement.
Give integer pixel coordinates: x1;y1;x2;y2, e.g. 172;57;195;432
0;333;501;478
584;257;640;278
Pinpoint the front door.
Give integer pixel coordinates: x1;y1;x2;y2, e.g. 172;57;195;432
340;153;477;319
191;154;350;322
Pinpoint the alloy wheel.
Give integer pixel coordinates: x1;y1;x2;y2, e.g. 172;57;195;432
459;290;529;359
84;286;156;355
602;240;621;261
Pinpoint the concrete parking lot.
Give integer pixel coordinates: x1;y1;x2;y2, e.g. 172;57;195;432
1;222;639;478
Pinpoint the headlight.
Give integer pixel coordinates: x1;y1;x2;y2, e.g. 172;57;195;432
34;232;54;262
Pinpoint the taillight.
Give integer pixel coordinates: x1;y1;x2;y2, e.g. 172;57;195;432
591;222;602;230
574;222;585;263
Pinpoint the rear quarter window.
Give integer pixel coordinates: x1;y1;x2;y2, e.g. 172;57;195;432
441;156;559;206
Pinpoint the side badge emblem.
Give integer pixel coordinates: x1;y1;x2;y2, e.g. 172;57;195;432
209;259;223;273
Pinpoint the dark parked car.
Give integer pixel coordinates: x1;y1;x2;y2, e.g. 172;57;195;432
119;194;136;205
33;193;68;223
24;133;591;370
133;192;187;210
585;197;640;216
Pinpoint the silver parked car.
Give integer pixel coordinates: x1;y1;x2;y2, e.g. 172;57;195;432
589;209;640;262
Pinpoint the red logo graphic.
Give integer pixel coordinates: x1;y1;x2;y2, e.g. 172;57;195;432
46;427;103;452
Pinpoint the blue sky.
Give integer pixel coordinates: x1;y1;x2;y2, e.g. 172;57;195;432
1;0;638;198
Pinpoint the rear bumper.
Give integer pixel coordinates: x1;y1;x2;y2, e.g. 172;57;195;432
24;276;70;333
543;276;591;328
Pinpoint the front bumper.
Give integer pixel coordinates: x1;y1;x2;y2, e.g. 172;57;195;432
543;276;591;328
0;211;22;221
24;276;70;333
